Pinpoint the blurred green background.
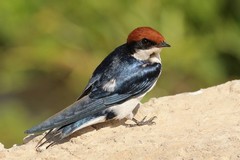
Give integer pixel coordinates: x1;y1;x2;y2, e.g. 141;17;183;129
0;0;239;148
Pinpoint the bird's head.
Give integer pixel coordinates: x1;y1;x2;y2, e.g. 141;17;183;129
127;27;170;63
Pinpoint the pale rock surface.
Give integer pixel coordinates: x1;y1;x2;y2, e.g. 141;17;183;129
0;80;240;160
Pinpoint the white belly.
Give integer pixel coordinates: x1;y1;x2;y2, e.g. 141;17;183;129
107;97;141;120
107;79;159;120
107;89;155;120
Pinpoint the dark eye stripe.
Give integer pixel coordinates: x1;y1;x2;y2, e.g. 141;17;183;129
141;38;156;47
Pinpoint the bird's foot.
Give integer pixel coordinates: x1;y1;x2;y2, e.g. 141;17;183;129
127;116;157;127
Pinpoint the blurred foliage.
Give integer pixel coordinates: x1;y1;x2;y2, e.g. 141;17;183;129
0;0;239;148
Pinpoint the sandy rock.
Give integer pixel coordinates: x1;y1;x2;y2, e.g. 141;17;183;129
1;80;240;160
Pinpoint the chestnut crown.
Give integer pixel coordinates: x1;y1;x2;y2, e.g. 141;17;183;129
127;27;165;44
127;27;170;49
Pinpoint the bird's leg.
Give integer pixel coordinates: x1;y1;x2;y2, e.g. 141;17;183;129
128;116;157;127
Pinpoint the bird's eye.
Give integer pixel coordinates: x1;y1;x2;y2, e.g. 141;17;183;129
141;38;154;48
142;38;150;45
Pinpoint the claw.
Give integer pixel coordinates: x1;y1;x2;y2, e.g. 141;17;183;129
127;116;157;127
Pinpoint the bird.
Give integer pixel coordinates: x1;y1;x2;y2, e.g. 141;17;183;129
25;26;170;150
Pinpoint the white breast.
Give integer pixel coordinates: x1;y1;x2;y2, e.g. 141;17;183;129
107;96;142;120
107;80;158;120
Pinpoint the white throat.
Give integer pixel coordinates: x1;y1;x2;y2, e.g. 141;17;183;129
132;47;162;63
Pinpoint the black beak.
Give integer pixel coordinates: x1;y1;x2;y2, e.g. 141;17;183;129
158;41;171;48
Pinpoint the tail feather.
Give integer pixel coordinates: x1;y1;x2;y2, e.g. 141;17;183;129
35;114;106;150
25;96;106;134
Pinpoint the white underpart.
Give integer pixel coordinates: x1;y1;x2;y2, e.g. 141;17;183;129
108;95;143;120
108;80;158;120
102;79;116;92
132;47;162;63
